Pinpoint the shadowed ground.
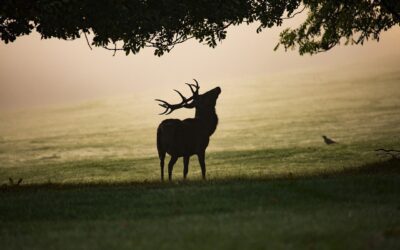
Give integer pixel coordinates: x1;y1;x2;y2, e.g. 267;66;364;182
1;159;399;250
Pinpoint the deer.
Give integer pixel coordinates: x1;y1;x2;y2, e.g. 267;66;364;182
155;79;221;181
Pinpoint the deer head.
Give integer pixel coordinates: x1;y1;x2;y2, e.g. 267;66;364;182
155;79;221;115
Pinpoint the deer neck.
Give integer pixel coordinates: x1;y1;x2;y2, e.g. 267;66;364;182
195;108;218;136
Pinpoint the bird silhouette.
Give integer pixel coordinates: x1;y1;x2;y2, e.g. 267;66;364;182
322;135;337;145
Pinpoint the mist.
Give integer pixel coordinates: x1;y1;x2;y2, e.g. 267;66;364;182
0;21;399;110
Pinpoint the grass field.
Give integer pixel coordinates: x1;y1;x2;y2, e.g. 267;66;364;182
1;65;400;249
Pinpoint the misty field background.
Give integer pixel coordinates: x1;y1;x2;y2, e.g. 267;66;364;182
0;62;400;249
1;63;399;182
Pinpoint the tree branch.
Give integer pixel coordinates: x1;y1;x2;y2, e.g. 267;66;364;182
83;31;92;50
282;6;306;20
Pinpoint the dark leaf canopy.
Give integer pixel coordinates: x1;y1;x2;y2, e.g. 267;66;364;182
277;0;400;55
0;0;398;56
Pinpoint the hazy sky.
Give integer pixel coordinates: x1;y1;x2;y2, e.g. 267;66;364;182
1;18;399;110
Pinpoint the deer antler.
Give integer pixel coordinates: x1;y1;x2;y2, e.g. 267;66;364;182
185;79;200;95
155;79;200;115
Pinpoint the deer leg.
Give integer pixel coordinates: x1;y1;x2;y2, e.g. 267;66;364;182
160;153;165;181
183;155;190;180
168;156;178;181
198;152;206;180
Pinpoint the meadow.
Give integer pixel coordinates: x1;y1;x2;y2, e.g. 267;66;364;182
0;63;400;249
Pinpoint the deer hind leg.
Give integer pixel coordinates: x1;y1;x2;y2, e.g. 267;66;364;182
159;152;166;181
183;156;190;180
168;156;178;181
198;151;206;180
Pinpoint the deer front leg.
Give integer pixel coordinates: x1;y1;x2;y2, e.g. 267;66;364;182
168;156;178;181
198;151;206;180
183;155;190;179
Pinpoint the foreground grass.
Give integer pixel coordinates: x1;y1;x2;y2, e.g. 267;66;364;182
1;160;399;250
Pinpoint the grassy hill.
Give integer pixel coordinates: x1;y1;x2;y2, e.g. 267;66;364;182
0;66;399;249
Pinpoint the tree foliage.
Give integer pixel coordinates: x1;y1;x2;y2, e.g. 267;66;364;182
278;0;400;55
1;0;399;56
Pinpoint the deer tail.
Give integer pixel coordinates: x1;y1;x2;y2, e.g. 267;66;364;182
157;126;165;160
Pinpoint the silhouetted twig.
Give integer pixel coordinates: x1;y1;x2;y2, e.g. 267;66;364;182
282;6;306;20
83;31;92;50
8;178;23;186
102;44;124;56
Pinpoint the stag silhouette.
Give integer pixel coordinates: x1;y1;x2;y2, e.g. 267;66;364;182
156;79;221;181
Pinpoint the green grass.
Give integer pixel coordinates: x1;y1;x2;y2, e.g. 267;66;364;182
1;141;399;184
1;67;400;249
1;160;400;250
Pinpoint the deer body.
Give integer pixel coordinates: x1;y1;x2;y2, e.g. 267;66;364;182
156;80;221;181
